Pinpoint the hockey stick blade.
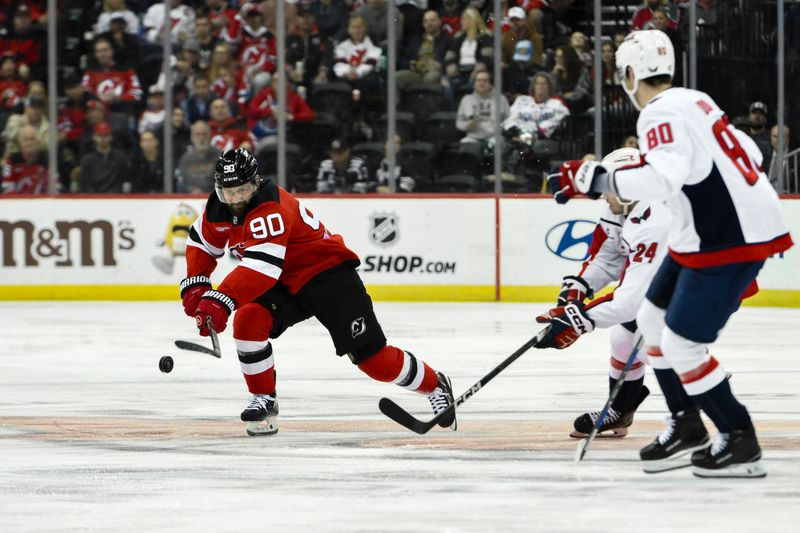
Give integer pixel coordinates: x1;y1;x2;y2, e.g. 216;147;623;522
574;334;644;462
379;327;551;434
174;317;222;358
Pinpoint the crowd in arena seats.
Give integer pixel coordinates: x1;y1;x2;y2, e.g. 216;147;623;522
0;0;795;194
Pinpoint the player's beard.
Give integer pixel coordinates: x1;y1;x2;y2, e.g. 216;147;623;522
228;201;248;216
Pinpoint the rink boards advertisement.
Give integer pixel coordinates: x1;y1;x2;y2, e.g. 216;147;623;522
0;195;798;306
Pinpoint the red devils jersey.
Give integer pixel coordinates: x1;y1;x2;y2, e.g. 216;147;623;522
81;68;143;102
1;152;48;194
0;78;27;110
186;180;360;307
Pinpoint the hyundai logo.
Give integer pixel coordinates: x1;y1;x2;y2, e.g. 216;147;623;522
545;220;596;261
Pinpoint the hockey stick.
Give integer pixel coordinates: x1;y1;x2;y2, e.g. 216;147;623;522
378;326;552;434
574;334;644;462
174;316;222;358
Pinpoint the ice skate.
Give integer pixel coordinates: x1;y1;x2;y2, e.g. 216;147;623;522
241;394;279;436
570;385;650;438
691;427;766;478
640;408;709;473
427;372;457;430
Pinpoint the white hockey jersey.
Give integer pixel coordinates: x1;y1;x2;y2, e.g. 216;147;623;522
502;95;570;139
580;202;671;329
612;87;793;268
333;37;382;79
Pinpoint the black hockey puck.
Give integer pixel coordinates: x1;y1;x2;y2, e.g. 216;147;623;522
159;355;174;373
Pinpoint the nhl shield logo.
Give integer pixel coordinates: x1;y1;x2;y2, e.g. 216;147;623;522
369;212;399;247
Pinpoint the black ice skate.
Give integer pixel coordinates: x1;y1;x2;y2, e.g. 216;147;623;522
427;372;457;430
570;385;650;438
241;394;279;436
640;408;709;473
691;427;766;478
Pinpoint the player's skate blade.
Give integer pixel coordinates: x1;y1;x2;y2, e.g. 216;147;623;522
570;427;628;439
690;428;767;478
640;408;709;473
641;442;709;473
241;394;279;436
246;419;279;436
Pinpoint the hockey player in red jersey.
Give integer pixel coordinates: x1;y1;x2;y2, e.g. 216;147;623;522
180;148;455;436
554;30;793;477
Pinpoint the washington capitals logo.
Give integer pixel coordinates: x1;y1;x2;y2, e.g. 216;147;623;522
630;207;651;224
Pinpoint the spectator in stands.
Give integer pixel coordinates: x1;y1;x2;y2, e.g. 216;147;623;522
311;0;351;42
622;135;639;149
316;138;373;193
396;11;454;91
748;101;771;164
170;106;191;161
375;134;416;193
598;41;621;86
208;97;255;152
1;124;47;194
287;6;332;89
457;70;509;152
501;7;544;69
246;73;315;150
767;125;791;192
223;4;277;75
177;120;218;193
613;31;627;49
79;98;134;156
76;121;131;193
96;14;140;70
446;7;493;92
0;5;46;80
0;56;27;111
130;130;164;193
2;95;48;158
57;75;89;185
438;0;463;37
143;0;196;45
502;72;569;143
631;0;679;31
208;42;247;107
551;44;590;112
503;40;538;97
204;0;238;36
94;0;140;35
139;83;166;135
333;16;383;94
349;0;403;48
174;40;201;96
191;14;219;70
81;37;142;115
182;75;214;125
570;32;592;69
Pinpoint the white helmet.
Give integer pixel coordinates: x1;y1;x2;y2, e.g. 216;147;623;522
601;147;642;213
615;30;674;110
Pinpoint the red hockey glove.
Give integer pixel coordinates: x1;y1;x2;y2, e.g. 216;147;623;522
194;290;236;336
534;302;595;350
556;275;593;306
180;276;212;316
554;160;605;204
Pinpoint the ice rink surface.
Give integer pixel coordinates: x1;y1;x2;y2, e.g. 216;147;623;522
1;301;799;532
